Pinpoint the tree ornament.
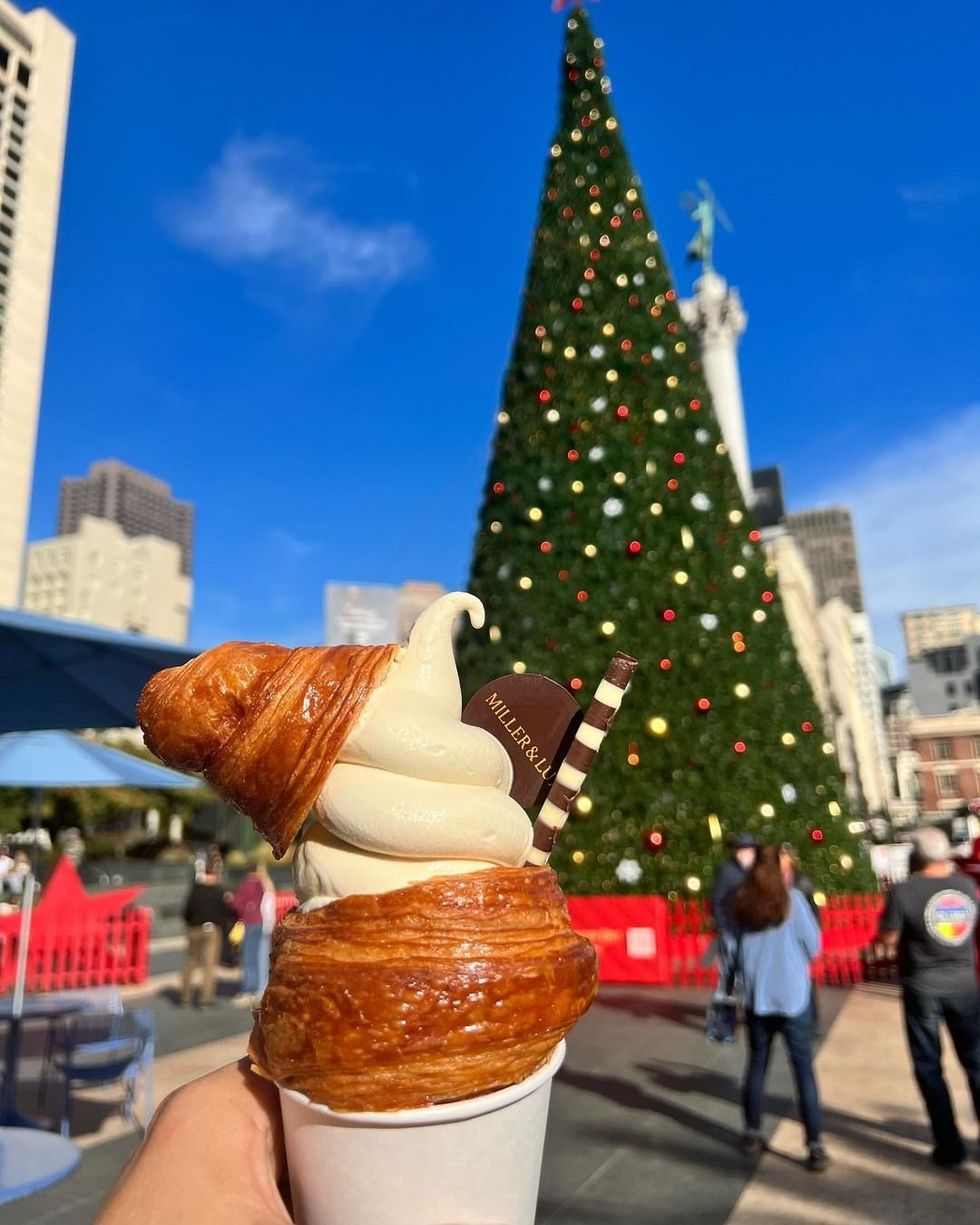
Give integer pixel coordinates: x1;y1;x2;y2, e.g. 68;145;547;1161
700;614;718;630
602;497;624;517
643;829;665;853
615;858;643;884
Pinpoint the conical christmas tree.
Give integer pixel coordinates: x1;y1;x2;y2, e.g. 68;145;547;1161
458;7;872;897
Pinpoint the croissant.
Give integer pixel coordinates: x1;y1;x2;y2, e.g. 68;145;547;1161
137;640;398;857
248;866;597;1112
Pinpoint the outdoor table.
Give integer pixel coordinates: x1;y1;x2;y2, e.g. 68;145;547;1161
0;1126;81;1203
0;996;84;1127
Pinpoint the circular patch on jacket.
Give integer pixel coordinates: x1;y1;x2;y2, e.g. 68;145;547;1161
924;890;976;946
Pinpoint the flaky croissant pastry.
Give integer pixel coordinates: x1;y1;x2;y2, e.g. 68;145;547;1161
137;640;397;857
249;866;598;1112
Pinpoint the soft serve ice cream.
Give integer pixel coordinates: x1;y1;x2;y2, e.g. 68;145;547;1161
293;592;533;907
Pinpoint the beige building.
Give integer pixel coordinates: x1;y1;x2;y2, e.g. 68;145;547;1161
763;528;831;725
21;515;192;643
902;604;980;662
0;3;74;607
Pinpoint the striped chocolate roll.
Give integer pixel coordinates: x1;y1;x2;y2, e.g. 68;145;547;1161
527;651;639;865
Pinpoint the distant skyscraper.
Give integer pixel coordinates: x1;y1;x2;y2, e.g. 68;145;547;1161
58;460;194;575
901;604;980;661
784;506;864;613
751;465;786;530
0;2;74;607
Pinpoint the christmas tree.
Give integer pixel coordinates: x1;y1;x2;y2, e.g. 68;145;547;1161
458;7;872;897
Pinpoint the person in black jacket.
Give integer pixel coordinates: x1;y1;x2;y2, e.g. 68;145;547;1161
181;859;235;1007
710;833;757;990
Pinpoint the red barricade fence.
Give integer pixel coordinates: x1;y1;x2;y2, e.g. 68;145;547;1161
0;906;152;993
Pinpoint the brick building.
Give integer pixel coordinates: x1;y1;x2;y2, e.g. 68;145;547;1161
910;709;980;817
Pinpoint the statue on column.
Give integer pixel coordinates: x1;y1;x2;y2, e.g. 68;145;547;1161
682;180;732;274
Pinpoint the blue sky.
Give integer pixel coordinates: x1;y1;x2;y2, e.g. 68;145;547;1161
30;0;980;663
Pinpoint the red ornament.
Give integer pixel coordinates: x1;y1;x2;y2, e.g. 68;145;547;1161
599;145;610;157
810;828;824;843
667;478;680;491
562;206;574;220
567;69;579;81
589;185;600;198
662;609;676;623
733;741;747;753
492;481;505;495
534;326;546;338
569;677;583;691
748;529;762;542
581;114;592;128
546;188;558;201
666;322;678;334
576;589;589;603
665;290;677;302
540;541;552;553
627;540;642;555
620;338;632;351
589;248;601;261
761;590;774;603
615;405;630;420
673;452;686;465
659;658;672;671
610;216;622;228
567;448;579;461
632;207;643;220
643;829;665;853
696;698;711;712
689;398;701;411
584;267;596;281
538;389;552;403
558;569;570;582
801;721;814;733
628;294;639;306
571;297;584;312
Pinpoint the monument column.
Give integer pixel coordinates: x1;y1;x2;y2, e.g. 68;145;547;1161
679;269;751;501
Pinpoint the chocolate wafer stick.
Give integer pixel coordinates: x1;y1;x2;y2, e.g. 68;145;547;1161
526;651;639;865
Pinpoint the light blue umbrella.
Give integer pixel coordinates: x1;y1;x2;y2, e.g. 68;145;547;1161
0;730;201;1017
0;730;202;790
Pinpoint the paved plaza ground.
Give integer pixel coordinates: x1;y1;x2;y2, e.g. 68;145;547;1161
4;940;978;1224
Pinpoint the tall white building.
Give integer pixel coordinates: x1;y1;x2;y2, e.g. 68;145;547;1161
0;3;73;608
22;515;192;643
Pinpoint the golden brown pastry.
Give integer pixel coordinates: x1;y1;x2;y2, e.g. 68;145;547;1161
137;640;397;857
249;866;597;1112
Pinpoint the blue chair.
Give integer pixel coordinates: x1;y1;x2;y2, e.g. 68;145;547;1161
50;1009;154;1138
37;988;124;1106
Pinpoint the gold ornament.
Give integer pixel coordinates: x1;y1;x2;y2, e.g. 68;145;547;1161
512;661;526;674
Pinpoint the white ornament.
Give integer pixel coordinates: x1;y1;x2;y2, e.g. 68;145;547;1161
742;544;754;558
497;564;511;579
633;273;645;286
538;476;553;492
700;614;719;631
691;492;712;511
695;428;710;444
590;395;608;412
590;344;606;359
615;858;643;885
602;497;624;518
651;345;665;360
781;784;797;804
588;446;605;462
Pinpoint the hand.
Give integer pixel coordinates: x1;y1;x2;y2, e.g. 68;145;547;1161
95;1059;292;1225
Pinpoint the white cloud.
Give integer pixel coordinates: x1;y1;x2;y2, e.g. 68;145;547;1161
164;138;426;290
808;403;980;666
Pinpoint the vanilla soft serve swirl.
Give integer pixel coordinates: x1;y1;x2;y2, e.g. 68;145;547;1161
293;592;532;908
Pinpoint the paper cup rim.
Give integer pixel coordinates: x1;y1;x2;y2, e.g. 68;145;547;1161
279;1039;565;1128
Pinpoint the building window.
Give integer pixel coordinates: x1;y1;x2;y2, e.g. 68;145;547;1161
933;739;954;761
937;773;960;798
0;46;8;72
946;682;956;696
15;63;29;89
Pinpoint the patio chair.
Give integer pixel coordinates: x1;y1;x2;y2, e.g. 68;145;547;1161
37;987;124;1107
50;1008;154;1138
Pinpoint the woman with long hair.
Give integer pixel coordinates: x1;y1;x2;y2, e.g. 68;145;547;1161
730;844;828;1171
232;856;276;1004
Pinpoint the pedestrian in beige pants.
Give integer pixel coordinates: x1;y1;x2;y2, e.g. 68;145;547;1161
180;852;235;1007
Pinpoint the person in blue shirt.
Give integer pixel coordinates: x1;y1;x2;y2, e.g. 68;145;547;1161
731;844;828;1171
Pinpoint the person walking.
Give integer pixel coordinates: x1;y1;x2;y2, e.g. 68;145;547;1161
232;857;276;1004
878;826;980;1169
181;855;235;1007
710;833;756;985
731;844;828;1171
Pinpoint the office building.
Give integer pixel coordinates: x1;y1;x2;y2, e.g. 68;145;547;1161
21;514;192;643
907;633;980;716
902;604;980;661
59;459;194;575
0;2;74;606
784;506;865;612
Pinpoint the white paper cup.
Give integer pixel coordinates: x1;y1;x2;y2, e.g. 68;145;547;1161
279;1039;565;1225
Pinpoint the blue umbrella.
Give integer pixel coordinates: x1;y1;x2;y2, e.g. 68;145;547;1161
0;608;195;734
0;730;202;790
0;730;201;1022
